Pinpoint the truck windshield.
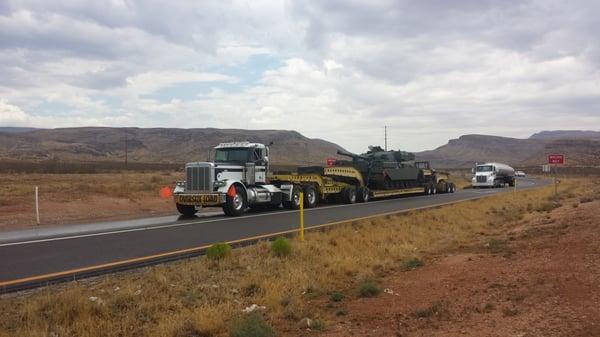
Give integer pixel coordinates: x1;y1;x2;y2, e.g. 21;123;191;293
214;148;249;162
476;165;494;172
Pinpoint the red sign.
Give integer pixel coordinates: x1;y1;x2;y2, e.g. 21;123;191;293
326;158;337;166
548;154;565;165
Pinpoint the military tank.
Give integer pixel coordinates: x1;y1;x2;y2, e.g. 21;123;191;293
335;146;438;190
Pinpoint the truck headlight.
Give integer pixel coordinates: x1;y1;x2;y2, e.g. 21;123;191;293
214;180;227;188
173;184;185;193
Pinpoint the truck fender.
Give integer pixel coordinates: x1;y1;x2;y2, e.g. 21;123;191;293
217;181;247;200
278;184;295;201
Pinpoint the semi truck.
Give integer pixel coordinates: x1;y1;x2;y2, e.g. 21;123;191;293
471;162;515;188
173;142;456;216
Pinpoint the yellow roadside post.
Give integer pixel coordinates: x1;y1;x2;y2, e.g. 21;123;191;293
299;191;305;241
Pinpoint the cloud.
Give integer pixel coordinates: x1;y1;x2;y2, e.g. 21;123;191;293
0;0;599;152
125;71;237;96
0;99;28;124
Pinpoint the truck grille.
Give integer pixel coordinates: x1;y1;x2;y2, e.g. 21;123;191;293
476;176;487;183
186;163;214;192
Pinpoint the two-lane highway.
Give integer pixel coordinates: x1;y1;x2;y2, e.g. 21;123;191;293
0;178;545;292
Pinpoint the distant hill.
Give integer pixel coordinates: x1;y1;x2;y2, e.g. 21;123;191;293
2;127;599;169
530;130;600;140
417;132;600;168
0;127;345;166
0;127;40;134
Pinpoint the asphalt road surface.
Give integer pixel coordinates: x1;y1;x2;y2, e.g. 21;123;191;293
0;178;546;292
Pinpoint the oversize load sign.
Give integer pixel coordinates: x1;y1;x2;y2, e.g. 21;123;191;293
548;154;565;165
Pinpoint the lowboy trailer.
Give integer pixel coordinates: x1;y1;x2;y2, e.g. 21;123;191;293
174;142;456;216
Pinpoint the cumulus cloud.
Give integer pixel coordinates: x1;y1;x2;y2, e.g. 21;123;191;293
0;100;28;124
0;0;599;152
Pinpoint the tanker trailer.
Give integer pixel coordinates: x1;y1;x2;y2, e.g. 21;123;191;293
471;162;515;188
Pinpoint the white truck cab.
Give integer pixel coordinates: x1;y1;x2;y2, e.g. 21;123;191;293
472;162;516;188
173;142;298;216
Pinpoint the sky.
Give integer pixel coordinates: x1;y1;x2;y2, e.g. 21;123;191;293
0;0;599;152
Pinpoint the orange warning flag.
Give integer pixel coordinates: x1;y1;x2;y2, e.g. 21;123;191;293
159;186;173;199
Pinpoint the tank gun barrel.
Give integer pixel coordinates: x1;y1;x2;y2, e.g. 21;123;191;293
337;149;368;160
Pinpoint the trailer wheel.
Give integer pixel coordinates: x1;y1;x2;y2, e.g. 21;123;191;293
222;184;246;216
342;186;357;204
357;186;370;202
303;185;318;208
448;183;456;193
283;185;301;209
176;203;197;217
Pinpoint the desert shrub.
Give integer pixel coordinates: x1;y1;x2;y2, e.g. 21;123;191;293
270;237;292;257
174;320;208;337
242;283;262;297
413;301;447;318
329;291;344;302
206;243;231;260
311;319;325;331
358;279;380;297
403;257;425;270
229;312;275;337
502;307;519;317
534;201;561;213
335;309;348;316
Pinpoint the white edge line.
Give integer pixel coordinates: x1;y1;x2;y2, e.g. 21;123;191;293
0;183;538;248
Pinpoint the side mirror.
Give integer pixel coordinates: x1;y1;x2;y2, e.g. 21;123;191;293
471;168;475;174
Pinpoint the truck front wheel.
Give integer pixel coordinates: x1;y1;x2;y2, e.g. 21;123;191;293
176;203;197;217
223;185;247;216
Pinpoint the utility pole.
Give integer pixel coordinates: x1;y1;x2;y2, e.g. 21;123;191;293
384;125;388;151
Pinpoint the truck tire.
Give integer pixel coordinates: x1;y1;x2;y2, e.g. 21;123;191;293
449;183;456;193
445;182;452;193
222;185;247;216
283;185;301;209
176;203;197;217
342;186;357;204
430;183;437;194
357;186;370;202
303;185;318;208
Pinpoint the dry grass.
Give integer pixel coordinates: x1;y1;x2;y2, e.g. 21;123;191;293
0;178;593;337
0;171;182;201
0;171;183;228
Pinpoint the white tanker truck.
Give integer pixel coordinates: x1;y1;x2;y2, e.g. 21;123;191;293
471;162;515;188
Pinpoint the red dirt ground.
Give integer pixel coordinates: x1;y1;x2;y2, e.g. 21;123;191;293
309;201;600;337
